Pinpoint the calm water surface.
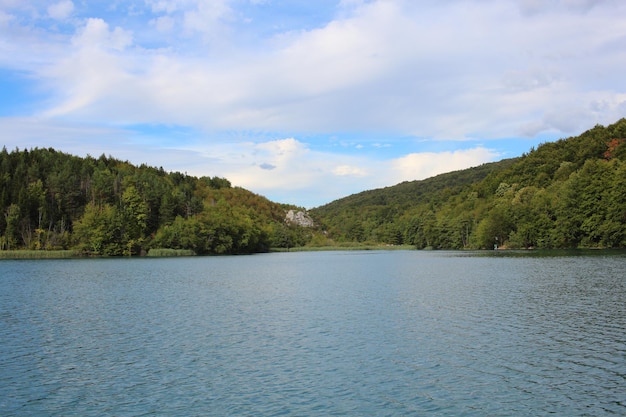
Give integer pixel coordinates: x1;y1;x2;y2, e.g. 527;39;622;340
1;251;625;416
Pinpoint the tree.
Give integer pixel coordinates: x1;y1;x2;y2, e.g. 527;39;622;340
4;204;20;250
73;203;116;255
120;185;149;254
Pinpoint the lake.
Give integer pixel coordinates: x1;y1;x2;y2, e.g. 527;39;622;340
1;250;625;416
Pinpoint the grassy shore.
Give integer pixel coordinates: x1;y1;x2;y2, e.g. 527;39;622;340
146;248;196;257
271;244;415;252
0;250;80;259
0;245;414;259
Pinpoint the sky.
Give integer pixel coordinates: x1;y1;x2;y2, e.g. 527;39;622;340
1;0;625;208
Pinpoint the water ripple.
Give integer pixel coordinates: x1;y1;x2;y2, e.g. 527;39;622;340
1;253;625;416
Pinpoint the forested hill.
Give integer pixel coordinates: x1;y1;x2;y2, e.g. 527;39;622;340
2;118;625;255
0;148;308;255
312;157;519;214
310;118;626;249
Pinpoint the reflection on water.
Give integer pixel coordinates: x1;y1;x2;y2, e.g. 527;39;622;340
1;251;625;416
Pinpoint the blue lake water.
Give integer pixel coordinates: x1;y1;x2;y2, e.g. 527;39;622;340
1;250;625;416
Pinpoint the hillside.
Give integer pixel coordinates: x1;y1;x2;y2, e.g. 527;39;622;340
312;157;519;215
0;148;309;255
2;119;625;254
310;118;626;249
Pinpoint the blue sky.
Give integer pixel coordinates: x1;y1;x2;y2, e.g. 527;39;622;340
1;0;625;208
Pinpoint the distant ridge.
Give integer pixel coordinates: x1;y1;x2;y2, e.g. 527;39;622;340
310;118;626;249
313;157;519;212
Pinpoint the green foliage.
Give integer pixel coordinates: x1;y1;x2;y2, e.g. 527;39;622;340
147;248;196;257
73;203;123;255
312;118;626;250
3;118;625;254
0;147;303;256
3;204;20;250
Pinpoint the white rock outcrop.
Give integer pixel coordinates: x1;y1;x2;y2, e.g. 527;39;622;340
285;210;315;227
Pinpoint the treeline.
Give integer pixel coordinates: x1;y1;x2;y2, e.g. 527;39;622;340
4;119;625;254
0;148;308;255
311;119;626;249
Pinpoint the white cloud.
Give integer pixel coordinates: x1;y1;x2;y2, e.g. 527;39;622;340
147;0;179;14
518;0;604;15
1;0;625;206
184;138;499;207
152;15;175;33
71;18;133;51
0;116;214;172
164;137;377;206
333;165;368;177
47;1;74;20
501;68;558;92
182;0;232;43
10;0;622;139
0;116;130;155
38;18;136;117
219;138;315;189
0;10;13;27
391;148;501;184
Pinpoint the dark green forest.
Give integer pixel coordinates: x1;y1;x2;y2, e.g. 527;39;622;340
310;118;626;249
2;118;626;255
0;148;310;255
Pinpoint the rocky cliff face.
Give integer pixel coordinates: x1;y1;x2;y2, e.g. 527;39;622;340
285;210;315;227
